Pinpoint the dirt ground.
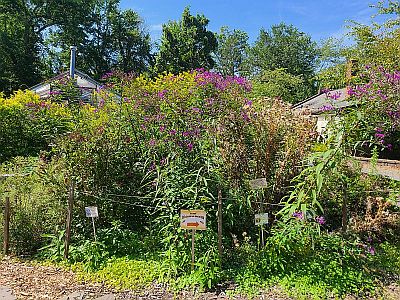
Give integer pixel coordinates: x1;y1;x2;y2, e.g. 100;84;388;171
1;256;399;300
0;256;291;300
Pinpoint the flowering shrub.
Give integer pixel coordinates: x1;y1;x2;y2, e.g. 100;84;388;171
343;66;400;158
0;90;72;162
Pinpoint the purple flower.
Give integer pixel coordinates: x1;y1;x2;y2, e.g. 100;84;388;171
192;107;200;113
159;125;165;132
241;112;250;122
187;142;193;152
149;139;156;147
169;129;177;135
368;246;375;255
375;133;385;139
293;211;304;219
315;216;325;225
327;91;342;100
182;131;190;137
319;105;334;112
157;89;168;98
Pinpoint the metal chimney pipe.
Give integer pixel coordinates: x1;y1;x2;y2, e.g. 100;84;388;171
69;46;77;79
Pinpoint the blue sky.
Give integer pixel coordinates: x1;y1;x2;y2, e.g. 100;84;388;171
120;0;387;45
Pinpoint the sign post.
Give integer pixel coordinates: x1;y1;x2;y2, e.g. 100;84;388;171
180;209;206;271
249;178;268;247
85;206;98;241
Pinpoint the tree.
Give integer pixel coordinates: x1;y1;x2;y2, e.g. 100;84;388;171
245;23;319;101
50;0;153;79
0;0;152;94
251;69;306;104
214;26;249;76
154;7;217;74
246;23;318;78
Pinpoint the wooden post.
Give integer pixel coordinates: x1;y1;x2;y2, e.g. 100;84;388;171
3;196;10;255
64;181;74;259
91;217;97;242
191;229;195;271
217;189;223;264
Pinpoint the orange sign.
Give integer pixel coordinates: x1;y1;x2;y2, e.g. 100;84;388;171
180;209;206;230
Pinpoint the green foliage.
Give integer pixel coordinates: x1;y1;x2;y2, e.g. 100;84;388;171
250;68;307;104
0;157;66;254
0;90;73;162
245;23;318;77
214;26;249;76
154;7;217;74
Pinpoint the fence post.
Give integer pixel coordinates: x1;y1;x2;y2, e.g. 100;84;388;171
3;196;10;255
217;189;223;264
64;180;74;259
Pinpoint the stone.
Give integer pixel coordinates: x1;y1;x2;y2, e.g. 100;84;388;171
0;286;16;300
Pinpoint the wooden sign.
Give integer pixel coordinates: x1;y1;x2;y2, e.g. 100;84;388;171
249;178;268;189
255;213;268;226
180;209;206;230
85;206;98;218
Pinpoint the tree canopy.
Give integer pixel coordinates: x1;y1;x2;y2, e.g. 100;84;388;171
154;7;217;74
214;26;249;77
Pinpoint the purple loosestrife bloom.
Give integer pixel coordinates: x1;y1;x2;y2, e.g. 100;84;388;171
187;142;193;152
169;129;177;135
159;125;165;132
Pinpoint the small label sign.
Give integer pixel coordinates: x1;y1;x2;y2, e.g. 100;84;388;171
85;206;98;218
180;209;206;230
249;178;268;189
255;213;268;226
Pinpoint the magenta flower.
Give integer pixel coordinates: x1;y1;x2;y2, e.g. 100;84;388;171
159;125;165;132
293;211;304;219
187;143;193;152
368;246;375;255
315;216;325;225
149;139;156;147
319;105;334;112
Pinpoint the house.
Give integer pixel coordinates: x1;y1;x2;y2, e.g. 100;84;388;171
292;87;352;134
30;46;102;103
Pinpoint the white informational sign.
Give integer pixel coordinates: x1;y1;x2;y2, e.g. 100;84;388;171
180;209;206;230
85;206;98;218
249;178;268;189
255;213;268;226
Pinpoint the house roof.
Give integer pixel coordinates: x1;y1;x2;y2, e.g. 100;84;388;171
292;87;353;114
30;70;102;101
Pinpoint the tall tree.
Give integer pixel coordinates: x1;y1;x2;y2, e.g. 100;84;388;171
246;23;318;78
154;7;217;74
50;0;153;79
214;26;249;76
0;0;152;94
